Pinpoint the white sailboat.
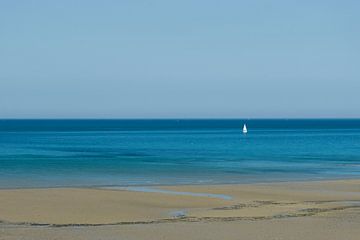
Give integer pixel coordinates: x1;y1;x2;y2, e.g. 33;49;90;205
242;124;248;134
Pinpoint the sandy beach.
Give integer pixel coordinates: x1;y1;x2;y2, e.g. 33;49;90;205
1;179;360;239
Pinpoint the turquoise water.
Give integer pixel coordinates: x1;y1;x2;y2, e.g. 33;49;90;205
0;119;360;188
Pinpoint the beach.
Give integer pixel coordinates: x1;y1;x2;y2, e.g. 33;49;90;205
1;120;360;239
1;179;360;239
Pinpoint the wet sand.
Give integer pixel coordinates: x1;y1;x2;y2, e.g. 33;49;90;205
1;180;360;239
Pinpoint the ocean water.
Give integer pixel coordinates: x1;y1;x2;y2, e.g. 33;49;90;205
0;119;360;189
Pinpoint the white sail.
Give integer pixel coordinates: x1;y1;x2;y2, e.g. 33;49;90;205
242;124;248;133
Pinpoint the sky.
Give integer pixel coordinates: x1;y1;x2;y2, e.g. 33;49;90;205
0;0;359;118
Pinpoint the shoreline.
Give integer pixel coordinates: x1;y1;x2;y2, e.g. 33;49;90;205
1;176;360;191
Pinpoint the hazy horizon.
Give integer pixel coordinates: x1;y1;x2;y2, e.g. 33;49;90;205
1;1;359;118
1;118;360;120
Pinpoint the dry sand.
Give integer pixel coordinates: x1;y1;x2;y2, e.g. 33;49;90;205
1;179;360;239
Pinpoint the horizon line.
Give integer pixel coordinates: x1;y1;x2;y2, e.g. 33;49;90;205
1;118;360;121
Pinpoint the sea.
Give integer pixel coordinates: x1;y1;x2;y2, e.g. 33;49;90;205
0;119;360;189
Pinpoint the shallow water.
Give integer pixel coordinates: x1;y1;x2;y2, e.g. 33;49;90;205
102;186;232;200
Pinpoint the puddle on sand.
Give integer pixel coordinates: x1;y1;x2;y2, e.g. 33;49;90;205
100;186;232;200
170;210;187;218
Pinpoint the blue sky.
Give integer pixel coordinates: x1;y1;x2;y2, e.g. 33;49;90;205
1;0;359;118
